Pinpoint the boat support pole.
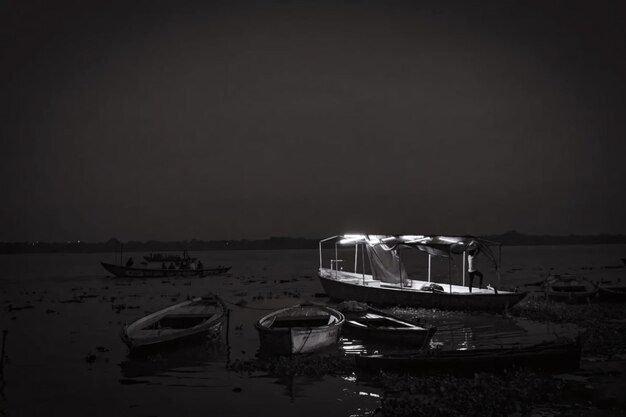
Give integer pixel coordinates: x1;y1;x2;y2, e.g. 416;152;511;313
448;251;452;294
462;251;466;287
428;255;432;283
334;243;338;279
361;243;366;284
498;244;502;286
354;243;358;273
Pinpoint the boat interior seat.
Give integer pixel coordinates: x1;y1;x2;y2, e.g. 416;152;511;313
270;314;331;328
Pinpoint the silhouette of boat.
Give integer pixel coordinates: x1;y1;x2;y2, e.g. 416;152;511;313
318;235;526;312
355;339;581;375
598;284;626;302
143;252;197;263
121;295;226;349
101;262;231;278
544;274;598;303
256;303;344;355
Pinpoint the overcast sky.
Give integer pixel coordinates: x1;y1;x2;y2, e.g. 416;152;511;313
2;0;625;241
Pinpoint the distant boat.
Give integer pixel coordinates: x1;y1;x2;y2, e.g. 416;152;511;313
318;234;526;312
355;339;581;376
255;303;345;355
544;274;598;303
143;252;197;263
338;301;436;348
101;262;231;278
121;295;226;349
598;284;626;302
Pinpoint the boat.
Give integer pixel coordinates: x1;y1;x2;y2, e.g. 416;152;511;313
355;339;581;376
318;235;526;312
255;303;345;355
101;262;231;278
143;252;197;263
338;301;436;348
544;274;598;303
598;284;626;302
121;295;226;349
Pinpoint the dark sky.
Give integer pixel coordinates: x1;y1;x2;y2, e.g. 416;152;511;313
2;0;625;241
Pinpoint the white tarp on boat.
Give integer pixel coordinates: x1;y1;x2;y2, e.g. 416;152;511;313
366;244;408;284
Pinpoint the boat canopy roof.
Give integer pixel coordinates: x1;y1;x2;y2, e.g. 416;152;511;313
321;234;500;268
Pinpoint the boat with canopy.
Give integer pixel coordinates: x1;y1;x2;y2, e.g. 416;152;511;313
318;234;526;312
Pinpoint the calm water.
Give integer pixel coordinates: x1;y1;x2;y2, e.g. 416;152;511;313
1;245;625;416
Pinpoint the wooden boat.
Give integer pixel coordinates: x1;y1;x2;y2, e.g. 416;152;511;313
598;284;626;302
544;274;598;303
143;252;197;263
355;339;581;376
255;303;345;355
101;262;231;278
121;295;225;349
318;235;526;312
338;301;436;348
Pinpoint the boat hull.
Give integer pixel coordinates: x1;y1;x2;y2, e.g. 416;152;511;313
101;262;231;278
355;340;581;376
319;273;526;312
598;286;626;302
256;304;344;355
121;296;225;349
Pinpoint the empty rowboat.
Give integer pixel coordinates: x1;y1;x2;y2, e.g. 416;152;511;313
339;301;436;348
255;303;345;355
121;295;226;349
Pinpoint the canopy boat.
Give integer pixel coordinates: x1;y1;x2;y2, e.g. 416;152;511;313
338;301;436;348
255;303;345;355
318;235;526;312
143;252;198;263
355;339;581;376
101;262;231;278
544;274;598;303
121;295;226;349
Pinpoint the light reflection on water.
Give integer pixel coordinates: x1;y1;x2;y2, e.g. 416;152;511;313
339;311;579;355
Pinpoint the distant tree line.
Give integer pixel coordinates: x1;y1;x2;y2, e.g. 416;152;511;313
1;231;626;254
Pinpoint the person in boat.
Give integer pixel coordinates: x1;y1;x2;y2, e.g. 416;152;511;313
168;262;175;269
161;262;167;269
197;260;203;270
126;257;134;267
467;244;483;292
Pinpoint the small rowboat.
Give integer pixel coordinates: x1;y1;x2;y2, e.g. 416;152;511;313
101;262;231;278
338;301;436;348
121;295;226;349
355;339;581;376
255;303;345;355
544;274;598;303
598;285;626;302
